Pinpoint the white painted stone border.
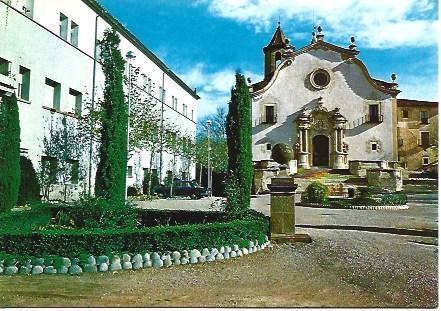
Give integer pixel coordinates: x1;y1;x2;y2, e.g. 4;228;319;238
300;202;409;210
0;236;271;276
346;204;409;210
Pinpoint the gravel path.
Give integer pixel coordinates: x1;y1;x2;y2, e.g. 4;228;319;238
0;228;436;307
0;184;436;307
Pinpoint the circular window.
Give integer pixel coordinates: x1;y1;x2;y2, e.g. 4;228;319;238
310;69;331;89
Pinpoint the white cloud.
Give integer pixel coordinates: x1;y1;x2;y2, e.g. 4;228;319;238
196;0;438;48
179;63;260;118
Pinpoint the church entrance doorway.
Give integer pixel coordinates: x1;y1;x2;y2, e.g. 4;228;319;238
312;135;329;167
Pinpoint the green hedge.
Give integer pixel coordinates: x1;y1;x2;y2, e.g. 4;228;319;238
329;193;407;208
0;218;269;258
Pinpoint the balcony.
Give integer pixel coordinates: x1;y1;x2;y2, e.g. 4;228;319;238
347;113;383;129
260;113;278;125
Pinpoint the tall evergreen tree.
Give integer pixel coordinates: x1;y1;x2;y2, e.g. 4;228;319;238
94;29;127;204
226;72;253;216
0;94;21;212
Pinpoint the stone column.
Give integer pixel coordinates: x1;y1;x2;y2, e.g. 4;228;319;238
268;168;311;244
330;110;348;169
296;110;311;169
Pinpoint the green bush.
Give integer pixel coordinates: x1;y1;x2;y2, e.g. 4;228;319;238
380;193;407;205
52;197;137;229
0;203;52;233
0;94;21;212
0;218;269;258
302;181;329;204
18;156;41;205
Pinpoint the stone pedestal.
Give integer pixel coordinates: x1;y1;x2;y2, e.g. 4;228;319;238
297;152;310;169
268;168;311;244
332;152;348;169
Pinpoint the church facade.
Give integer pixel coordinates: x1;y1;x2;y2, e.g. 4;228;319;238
251;25;400;170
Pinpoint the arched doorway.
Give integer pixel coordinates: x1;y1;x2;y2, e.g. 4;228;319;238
312;135;329;167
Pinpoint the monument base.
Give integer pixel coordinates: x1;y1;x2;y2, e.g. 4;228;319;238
270;233;312;244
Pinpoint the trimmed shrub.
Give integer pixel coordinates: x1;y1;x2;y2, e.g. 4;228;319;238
0;94;21;212
226;72;253;217
271;143;294;165
127;186;138;197
302;181;329;204
52;197;137;229
0;203;52;233
18;156;41;205
380;193;407;205
94;29;127;204
0;218;269;258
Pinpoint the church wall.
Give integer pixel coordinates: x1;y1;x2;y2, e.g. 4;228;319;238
252;48;396;165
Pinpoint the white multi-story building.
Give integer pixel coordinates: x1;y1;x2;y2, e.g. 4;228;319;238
0;0;200;199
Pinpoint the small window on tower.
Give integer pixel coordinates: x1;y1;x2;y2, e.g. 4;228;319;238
371;142;377;151
275;52;282;68
266;143;272;151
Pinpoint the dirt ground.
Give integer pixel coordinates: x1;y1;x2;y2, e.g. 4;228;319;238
0;184;437;307
0;228;437;308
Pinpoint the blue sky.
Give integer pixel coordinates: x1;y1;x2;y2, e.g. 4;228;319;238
99;0;438;118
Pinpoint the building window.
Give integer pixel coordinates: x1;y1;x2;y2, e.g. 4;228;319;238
59;13;68;40
420;131;430;148
68;159;79;184
142;75;151;92
369;104;381;123
371;142;378;151
45;78;61;110
70;21;79;47
159;86;166;102
22;0;34;18
263;105;276;123
147;78;152;93
422;156;430;166
0;57;10;76
275;52;282;68
420;111;429;124
310;69;331;89
127;166;133;178
191;109;194;121
19;66;30;101
69;88;82;116
41;156;58;184
183;104;188;117
266;143;272;151
402;109;409;119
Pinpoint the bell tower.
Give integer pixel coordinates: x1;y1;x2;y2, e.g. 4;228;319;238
263;23;293;80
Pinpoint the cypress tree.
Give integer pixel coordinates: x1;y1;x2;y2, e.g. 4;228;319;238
0;94;21;212
226;72;253;216
94;29;127;204
18;156;41;205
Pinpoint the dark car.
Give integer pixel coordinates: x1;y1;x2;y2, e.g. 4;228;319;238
155;180;208;199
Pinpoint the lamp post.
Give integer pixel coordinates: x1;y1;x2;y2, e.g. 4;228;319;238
206;119;212;197
125;50;136;201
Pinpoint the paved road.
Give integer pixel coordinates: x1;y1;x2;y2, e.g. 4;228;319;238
136;185;438;232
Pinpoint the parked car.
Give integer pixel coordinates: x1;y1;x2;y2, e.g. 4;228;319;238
154;180;208;199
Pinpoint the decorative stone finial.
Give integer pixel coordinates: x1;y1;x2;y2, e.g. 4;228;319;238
311;30;317;44
391;73;397;82
349;36;357;50
316;25;324;41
